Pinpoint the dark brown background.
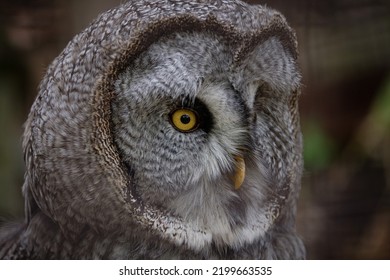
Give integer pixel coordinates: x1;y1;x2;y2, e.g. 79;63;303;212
1;0;389;259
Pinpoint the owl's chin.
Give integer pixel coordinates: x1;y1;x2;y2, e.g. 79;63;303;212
136;174;273;252
123;155;276;252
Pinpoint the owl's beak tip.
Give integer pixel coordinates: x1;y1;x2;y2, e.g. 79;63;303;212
234;155;245;190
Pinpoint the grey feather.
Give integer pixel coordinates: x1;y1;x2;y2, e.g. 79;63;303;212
0;0;305;259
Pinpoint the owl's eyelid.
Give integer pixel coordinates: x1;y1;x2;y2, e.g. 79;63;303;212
178;95;197;108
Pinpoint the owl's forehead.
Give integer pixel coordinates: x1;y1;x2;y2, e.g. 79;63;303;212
116;32;232;100
115;30;299;103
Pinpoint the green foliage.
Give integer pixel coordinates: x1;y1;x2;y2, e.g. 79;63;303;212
303;119;336;171
372;75;390;127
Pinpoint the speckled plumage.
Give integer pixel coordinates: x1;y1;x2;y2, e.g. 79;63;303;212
0;0;305;259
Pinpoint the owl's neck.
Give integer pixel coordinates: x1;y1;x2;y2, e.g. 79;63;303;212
0;209;304;259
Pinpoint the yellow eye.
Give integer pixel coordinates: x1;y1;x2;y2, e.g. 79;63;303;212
170;108;199;132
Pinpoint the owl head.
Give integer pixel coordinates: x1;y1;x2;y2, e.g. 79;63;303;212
22;0;303;257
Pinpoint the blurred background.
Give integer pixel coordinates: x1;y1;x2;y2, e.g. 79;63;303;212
0;0;389;259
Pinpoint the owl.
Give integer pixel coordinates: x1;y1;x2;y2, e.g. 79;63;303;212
0;0;304;259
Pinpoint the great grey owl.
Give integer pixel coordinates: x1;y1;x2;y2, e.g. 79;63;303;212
0;0;305;259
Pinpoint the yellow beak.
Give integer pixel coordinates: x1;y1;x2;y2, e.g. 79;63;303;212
234;156;245;190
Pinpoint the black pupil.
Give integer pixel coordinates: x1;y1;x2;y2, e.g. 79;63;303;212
180;114;191;124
